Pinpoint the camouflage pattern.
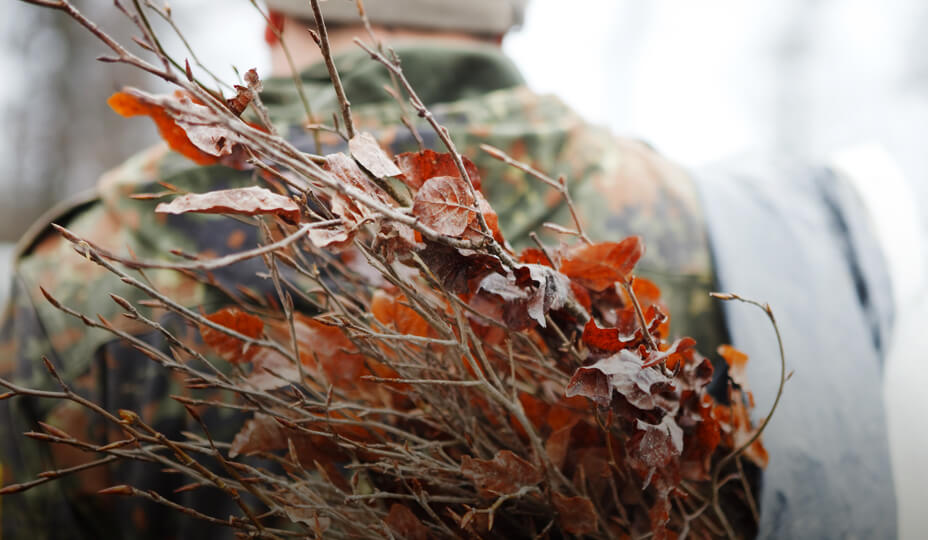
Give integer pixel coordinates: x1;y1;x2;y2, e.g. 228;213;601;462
0;42;727;538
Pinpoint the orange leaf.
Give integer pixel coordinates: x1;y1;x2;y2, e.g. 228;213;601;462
560;236;644;292
394;149;482;191
200;307;264;363
108;90;222;166
371;289;431;338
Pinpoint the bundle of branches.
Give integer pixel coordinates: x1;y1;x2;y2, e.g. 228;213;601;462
2;1;784;538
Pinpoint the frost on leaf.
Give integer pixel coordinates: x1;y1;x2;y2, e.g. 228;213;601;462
560;236;644;291
412;175;476;237
470;264;571;329
349;132;402;179
419;241;503;295
108;89;244;167
200;307;264;363
566;349;675;410
156;186;301;224
630;414;684;472
460;450;542;498
394;149;481;191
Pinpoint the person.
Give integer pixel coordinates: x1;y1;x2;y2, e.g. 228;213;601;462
0;1;896;538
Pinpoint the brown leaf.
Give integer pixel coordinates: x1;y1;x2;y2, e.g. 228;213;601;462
384;504;430;540
560;236;645;292
460;450;542;498
464;191;505;244
373;221;423;262
349;132;402;178
419;241;503;294
394;149;481;191
412;175;476;237
551;492;598;535
627;414;684;485
229;413;284;458
245;348;300;390
200;307;264;363
307;224;351;251
566;349;675;411
225;84;253;116
156;186;300;224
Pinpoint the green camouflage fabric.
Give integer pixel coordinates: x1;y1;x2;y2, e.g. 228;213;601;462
0;42;728;539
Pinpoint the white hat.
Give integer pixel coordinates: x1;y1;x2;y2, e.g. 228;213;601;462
264;0;528;35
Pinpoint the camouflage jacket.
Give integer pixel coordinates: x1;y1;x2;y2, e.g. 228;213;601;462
0;43;724;539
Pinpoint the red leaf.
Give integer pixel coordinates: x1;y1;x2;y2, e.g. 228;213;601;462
156;186;300;224
384;504;430;540
460;450;542;498
200;307;264;363
581;318;638;353
551;492;598;535
412;175;476;237
394;149;481;191
560;236;644;292
518;248;554;267
643;337;697;368
349;132;402;179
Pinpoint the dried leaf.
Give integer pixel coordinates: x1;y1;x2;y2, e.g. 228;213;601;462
643;337;697;368
412;175;476;237
156;186;300;224
108;90;220;166
460;450;542;498
718;344;750;389
371;289;431;338
108;89;244;166
307;224;351;251
200;307;264;363
566;349;675;411
394;149;481;191
419;241;503;295
384;504;430;540
560;236;644;292
229;413;284;458
349;132;402;178
581;319;637;354
551;492;598;535
374;221;423;262
225;84;253;116
628;414;684;483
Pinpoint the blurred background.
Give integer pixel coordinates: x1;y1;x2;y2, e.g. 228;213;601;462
1;0;925;536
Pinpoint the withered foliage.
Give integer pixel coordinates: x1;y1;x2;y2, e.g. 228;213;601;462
1;1;784;539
